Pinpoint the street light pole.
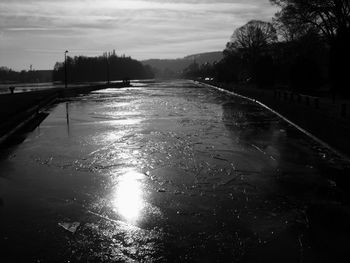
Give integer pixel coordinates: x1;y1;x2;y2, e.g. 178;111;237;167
64;50;68;89
106;52;110;85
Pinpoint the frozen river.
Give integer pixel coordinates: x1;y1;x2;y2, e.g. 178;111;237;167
0;80;349;262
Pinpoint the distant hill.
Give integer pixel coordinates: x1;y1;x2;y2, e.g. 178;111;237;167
142;51;223;78
184;51;223;64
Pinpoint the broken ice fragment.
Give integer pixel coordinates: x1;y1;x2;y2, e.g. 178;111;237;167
58;222;80;233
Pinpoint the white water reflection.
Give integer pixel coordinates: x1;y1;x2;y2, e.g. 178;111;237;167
112;170;146;224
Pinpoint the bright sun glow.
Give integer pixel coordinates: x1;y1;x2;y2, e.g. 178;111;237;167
112;170;146;223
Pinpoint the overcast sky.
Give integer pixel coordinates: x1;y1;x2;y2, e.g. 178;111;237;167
0;0;278;70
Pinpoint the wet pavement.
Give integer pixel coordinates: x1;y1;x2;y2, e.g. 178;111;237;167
0;80;350;262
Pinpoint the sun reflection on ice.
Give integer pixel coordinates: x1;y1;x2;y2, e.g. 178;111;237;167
112;170;146;224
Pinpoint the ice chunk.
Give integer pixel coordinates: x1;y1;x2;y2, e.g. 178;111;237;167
58;221;80;233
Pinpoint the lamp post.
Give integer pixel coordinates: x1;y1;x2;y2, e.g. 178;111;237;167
64;50;68;89
106;52;110;85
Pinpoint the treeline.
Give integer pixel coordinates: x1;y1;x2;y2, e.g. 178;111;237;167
183;0;350;97
53;51;154;82
0;67;53;83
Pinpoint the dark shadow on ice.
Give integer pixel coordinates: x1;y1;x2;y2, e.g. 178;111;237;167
0;111;49;161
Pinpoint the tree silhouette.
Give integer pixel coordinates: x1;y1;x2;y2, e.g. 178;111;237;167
53;52;154;83
224;20;277;87
0;67;53;83
272;7;313;41
271;0;350;95
227;20;277;58
270;0;350;41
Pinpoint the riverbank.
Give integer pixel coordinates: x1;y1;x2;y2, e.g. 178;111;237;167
0;82;128;145
194;80;350;158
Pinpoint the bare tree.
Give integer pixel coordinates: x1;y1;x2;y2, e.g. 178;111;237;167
270;0;350;41
228;20;277;57
271;0;350;95
272;9;312;41
224;20;277;86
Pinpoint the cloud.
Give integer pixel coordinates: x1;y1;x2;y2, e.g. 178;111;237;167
0;0;279;70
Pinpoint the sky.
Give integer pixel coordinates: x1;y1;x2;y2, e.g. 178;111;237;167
0;0;278;70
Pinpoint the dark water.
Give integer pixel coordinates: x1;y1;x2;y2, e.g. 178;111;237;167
0;80;349;262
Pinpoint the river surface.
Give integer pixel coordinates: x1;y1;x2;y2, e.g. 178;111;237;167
0;80;349;262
